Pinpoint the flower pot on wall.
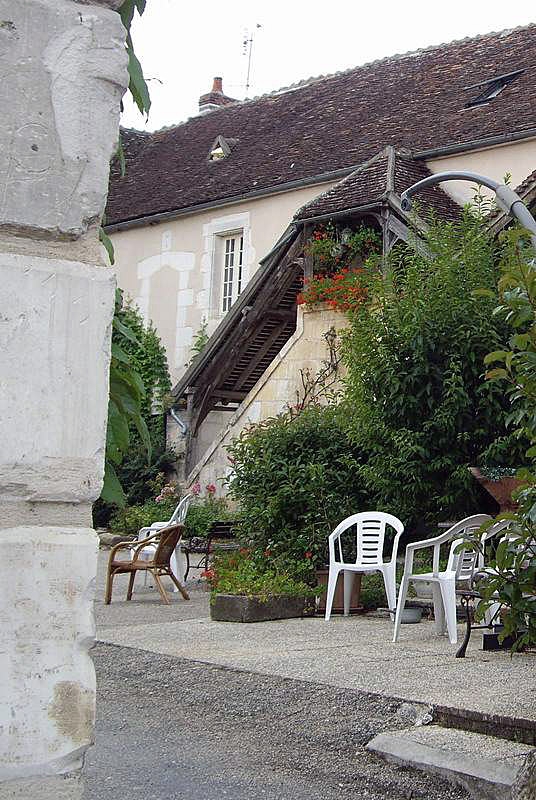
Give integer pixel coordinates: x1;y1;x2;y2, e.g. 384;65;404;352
315;569;363;614
468;467;524;512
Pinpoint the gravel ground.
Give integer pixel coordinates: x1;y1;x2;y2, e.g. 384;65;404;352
84;643;468;800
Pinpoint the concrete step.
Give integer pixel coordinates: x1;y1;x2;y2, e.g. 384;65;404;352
367;725;535;800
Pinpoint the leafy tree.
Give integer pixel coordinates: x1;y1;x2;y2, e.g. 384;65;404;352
340;210;527;530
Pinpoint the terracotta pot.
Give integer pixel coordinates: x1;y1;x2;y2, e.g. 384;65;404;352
468;467;523;512
315;569;363;614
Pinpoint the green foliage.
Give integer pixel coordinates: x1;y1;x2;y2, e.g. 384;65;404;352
102;291;151;507
340;210;526;529
98;296;172;516
189;319;209;365
109;486;231;539
226;405;370;567
360;573;388;610
109;497;176;536
470;517;536;650
117;300;171;419
208;550;316;601
304;222;381;274
465;226;536;649
483;228;536;463
119;0;151;118
184;495;233;539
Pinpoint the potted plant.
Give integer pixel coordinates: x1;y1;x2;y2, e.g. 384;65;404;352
468;466;525;512
207;550;316;623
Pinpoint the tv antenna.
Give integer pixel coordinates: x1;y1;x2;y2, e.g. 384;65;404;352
243;24;262;98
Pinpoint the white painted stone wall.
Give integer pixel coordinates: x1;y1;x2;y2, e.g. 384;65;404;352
0;1;127;797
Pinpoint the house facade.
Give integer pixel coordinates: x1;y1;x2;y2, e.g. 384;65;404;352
106;24;536;486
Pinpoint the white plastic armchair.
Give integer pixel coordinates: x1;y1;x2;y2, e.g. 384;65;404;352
132;493;194;590
393;514;492;645
325;512;404;622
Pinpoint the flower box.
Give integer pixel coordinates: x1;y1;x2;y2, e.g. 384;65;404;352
210;593;306;623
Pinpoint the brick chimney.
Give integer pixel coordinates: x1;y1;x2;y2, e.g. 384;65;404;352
198;76;236;115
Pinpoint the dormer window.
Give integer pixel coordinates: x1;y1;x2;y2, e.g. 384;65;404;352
208;135;237;162
464;69;524;109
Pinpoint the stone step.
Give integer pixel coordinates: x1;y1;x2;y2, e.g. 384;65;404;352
367;725;535;800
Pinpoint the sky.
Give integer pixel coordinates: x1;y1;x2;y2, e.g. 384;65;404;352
121;1;535;132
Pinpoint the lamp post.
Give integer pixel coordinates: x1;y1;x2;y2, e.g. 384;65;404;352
400;170;536;249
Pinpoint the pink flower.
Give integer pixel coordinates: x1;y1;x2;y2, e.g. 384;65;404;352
191;482;201;496
206;483;216;494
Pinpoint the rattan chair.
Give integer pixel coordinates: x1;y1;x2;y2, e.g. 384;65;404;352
104;524;190;605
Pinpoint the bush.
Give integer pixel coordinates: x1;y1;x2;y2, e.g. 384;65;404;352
341;210;526;530
207;550;316;600
227;405;371;568
109;485;233;539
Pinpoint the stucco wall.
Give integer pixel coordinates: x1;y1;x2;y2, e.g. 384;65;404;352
185;304;348;491
426;138;536;206
110;182;336;383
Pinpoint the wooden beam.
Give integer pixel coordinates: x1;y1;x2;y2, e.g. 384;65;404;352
211;389;248;401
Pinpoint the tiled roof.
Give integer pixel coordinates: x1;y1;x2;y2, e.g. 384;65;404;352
294;147;460;221
106;24;536;226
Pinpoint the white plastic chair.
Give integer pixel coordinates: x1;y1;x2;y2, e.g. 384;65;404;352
393;514;492;645
325;512;404;622
133;493;193;590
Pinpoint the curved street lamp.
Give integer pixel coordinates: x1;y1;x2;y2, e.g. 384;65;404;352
400;171;536;249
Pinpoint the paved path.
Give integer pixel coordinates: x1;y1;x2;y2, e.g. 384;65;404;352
96;552;536;725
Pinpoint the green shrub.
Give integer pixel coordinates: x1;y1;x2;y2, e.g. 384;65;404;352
208;550;316;600
359;573;388;610
341;210;526;530
109;487;233;539
227;405;372;568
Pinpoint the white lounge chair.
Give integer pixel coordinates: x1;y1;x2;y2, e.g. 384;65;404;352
325;512;404;621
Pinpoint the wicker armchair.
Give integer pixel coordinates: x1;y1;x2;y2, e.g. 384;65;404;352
104;523;189;605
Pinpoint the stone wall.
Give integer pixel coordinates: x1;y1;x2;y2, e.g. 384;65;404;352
185;304;348;492
0;2;127;797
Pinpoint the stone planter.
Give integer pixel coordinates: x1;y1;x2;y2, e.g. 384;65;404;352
315;569;363;614
210;593;306;623
468;467;523;512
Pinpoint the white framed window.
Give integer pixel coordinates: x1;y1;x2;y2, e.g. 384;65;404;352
221;232;243;313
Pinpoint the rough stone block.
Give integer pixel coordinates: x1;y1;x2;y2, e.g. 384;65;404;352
0;0;127;238
0;253;115;506
0;527;98;782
